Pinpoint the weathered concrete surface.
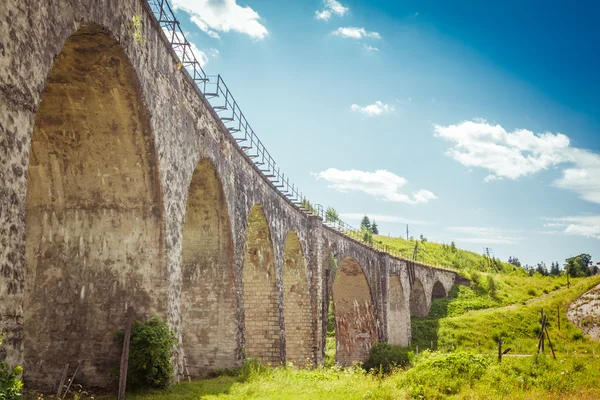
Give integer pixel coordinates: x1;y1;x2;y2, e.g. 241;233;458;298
332;257;378;365
0;0;467;389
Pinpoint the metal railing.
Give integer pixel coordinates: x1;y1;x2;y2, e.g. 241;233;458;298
145;0;453;274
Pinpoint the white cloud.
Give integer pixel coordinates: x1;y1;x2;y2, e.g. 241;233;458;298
541;216;600;240
446;226;522;244
313;168;436;204
351;101;394;117
172;0;268;40
209;48;220;57
163;28;209;67
333;27;381;40
340;213;431;225
315;10;332;20
434;119;600;204
362;44;379;52
554;149;600;204
315;0;348;21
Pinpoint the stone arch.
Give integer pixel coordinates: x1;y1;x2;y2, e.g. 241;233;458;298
181;158;236;377
432;281;447;299
332;257;377;365
282;231;311;365
23;25;165;390
409;279;428;317
242;205;279;364
388;275;410;346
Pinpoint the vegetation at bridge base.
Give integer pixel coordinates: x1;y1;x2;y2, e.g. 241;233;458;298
114;316;177;390
0;336;23;400
363;342;411;374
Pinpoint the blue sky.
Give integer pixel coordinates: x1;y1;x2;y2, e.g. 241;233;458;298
170;0;600;267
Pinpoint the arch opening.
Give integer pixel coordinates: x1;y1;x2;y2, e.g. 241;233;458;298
332;257;377;365
282;231;311;365
432;281;447;300
388;276;410;346
242;205;279;364
24;26;165;389
181;159;236;377
409;279;428;317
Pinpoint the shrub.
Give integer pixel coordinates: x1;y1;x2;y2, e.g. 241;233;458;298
527;288;537;296
116;316;177;390
363;342;410;374
0;336;23;400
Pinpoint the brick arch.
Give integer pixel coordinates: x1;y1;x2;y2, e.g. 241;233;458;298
242;204;279;364
409;278;428;317
23;25;165;390
332;257;377;365
388;275;410;346
432;280;447;299
181;158;236;377
282;231;311;365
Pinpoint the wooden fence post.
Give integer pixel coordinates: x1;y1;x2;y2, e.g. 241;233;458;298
118;307;134;400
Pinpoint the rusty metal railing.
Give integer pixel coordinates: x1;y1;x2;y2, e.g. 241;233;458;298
145;0;454;274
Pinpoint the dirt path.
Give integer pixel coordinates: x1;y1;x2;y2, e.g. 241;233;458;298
567;283;600;340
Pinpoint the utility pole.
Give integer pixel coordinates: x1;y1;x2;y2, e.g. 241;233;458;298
484;247;494;271
406;224;409;240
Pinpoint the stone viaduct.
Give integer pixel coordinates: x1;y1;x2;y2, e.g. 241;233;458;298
0;0;466;390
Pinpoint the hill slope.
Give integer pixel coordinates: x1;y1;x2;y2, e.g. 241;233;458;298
374;234;523;274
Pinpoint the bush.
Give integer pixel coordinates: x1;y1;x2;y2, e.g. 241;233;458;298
363;342;410;374
0;336;23;400
527;288;537;296
116;316;177;390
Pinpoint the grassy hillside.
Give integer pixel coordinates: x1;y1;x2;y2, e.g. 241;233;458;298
374;234;523;274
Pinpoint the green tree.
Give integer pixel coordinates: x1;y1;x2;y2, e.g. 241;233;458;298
565;254;592;277
550;261;560;276
371;220;379;235
450;241;457;252
361;225;373;245
420;234;427;243
508;256;522;268
325;207;339;223
535;262;548;276
360;215;371;231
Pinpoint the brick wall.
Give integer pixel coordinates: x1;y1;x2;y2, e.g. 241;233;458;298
243;205;280;364
282;232;311;365
181;159;237;377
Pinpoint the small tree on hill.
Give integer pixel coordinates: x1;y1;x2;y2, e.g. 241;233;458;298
360;215;371;231
535;262;548;276
550;261;560;276
325;207;339;223
508;256;522;268
371;220;379;235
